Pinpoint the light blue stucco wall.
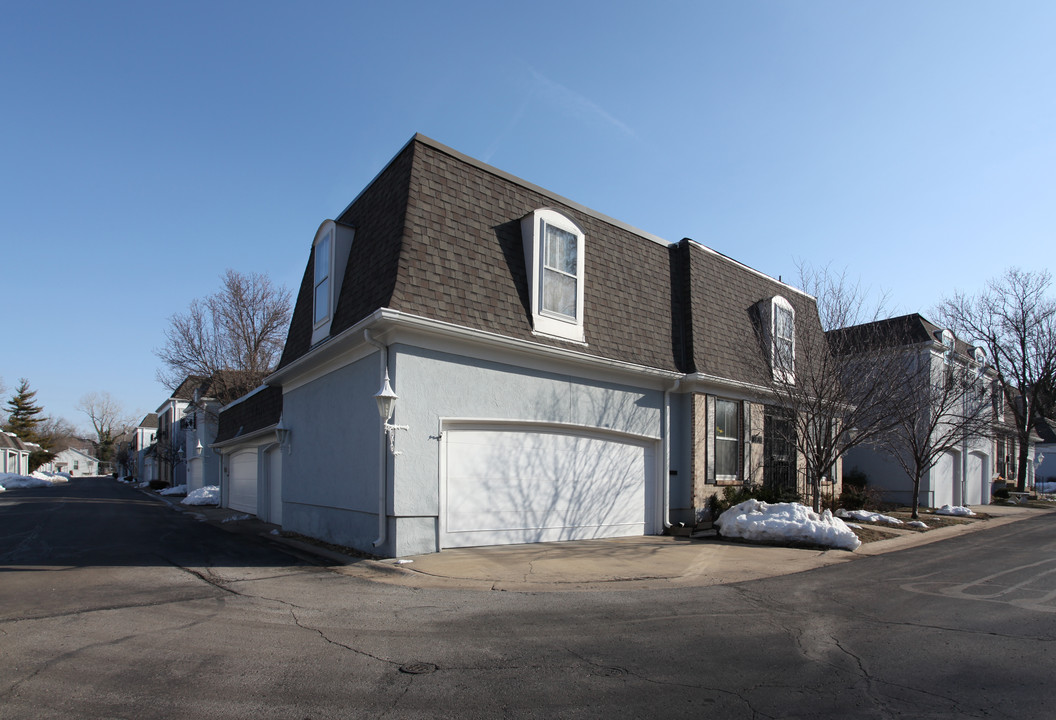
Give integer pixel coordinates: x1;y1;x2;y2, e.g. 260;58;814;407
281;342;686;557
281;353;387;553
389;344;669;556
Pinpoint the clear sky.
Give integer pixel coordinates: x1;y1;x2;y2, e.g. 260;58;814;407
2;1;1053;432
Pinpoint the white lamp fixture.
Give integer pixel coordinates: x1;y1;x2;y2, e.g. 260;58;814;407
275;414;292;454
375;368;399;422
374;368;408;454
195;439;203;457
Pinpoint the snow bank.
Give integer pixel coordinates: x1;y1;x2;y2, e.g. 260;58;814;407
935;505;976;516
159;484;187;496
181;485;219;506
716;500;861;551
0;471;71;491
837;508;904;525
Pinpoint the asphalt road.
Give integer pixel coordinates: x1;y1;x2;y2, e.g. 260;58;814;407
1;477;1053;719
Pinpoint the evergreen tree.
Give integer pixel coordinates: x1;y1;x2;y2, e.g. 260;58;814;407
4;378;45;442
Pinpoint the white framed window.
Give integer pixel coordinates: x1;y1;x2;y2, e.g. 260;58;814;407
313;227;332;327
310;220;355;346
761;295;795;383
521;208;586;343
714;399;741;481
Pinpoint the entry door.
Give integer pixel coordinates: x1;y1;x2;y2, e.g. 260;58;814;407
764;410;797;493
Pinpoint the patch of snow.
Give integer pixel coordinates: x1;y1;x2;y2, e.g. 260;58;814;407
270;529;280;535
222;513;251;523
181;485;220;506
906;520;929;529
158;484;187;496
843;522;862;529
395;559;413;564
836;508;904;525
716;500;861;551
935;505;976;516
0;471;70;491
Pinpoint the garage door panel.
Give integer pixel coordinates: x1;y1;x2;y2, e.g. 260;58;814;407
443;426;654;548
229;451;257;515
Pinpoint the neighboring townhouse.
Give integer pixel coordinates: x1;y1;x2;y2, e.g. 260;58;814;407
259;134;835;557
181;382;224;494
213;385;285;523
993;384;1038;490
831;314;997;508
155;376;205;488
0;431;32;474
49;447;100;477
132;413;159;483
1033;416;1056;484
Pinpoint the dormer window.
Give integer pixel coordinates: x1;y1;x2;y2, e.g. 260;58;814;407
310;220;355;346
940;329;955;363
313;228;332;326
758;295;795;383
521;208;585;343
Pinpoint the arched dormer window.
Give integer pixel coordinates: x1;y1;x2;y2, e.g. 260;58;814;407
311;220;356;346
759;295;795;383
940;329;955;364
520;208;586;343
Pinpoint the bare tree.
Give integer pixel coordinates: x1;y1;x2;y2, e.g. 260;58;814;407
76;391;137;463
869;344;994;517
937;268;1056;492
154;269;292;391
755;263;903;511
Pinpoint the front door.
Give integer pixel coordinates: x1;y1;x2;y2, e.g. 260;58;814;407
764;409;797;493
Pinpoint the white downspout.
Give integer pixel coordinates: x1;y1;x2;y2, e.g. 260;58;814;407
364;329;388;549
662;377;683;530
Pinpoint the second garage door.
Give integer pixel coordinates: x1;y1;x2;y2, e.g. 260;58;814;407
442;425;656;549
228;450;258;515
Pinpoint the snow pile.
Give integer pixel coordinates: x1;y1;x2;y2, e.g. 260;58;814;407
0;470;71;491
181;485;220;506
222;513;251;523
716;500;861;551
837;508;904;525
935;505;976;516
158;484;187;496
1036;481;1056;493
906;520;929;529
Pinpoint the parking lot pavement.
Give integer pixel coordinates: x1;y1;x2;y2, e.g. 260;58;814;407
150;486;1052;592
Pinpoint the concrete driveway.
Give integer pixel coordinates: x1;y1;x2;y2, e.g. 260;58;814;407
173;493;1052;592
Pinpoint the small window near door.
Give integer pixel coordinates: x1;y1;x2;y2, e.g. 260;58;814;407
715;399;740;481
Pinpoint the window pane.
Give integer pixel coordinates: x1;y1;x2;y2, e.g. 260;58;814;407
776;337;793;371
542;269;577;318
775;305;793;339
315;235;330;284
716;400;738;437
314;278;329;323
544;224;577;275
716;438;738;477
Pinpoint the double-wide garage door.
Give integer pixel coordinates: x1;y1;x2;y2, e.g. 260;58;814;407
442;425;656;549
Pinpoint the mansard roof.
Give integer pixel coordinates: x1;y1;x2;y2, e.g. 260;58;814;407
214;385;283;445
277;134;826;388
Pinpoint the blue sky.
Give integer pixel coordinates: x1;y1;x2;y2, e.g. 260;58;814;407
2;1;1053;431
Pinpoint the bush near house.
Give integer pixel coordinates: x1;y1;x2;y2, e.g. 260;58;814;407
706;481;802;518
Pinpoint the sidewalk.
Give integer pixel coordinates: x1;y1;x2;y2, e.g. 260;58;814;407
148;485;1053;592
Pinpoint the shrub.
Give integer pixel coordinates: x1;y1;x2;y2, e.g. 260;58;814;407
706;481;802;518
993;487;1010;499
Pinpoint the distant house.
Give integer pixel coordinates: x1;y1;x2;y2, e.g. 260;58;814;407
156;378;203;488
1033;416;1056;484
132;413;158;482
0;432;32;475
212;385;285;523
258;134;835;557
830;313;997;508
49;447;100;477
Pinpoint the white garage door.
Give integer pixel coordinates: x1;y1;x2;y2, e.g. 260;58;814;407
442;425;656;549
966;451;989;506
228;450;258;515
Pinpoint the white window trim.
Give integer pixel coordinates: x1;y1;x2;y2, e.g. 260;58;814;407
310;220;355;347
767;295;795;384
521;208;586;343
714;398;741;483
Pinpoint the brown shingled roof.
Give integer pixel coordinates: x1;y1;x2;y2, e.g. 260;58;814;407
276;134;826;384
214;385;283;445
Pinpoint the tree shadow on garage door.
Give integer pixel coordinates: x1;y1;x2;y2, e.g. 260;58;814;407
0;476;310;570
445;387;659;547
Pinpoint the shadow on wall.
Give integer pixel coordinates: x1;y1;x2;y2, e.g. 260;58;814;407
443;386;656;547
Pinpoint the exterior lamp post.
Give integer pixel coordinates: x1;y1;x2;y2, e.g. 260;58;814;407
374;368;408;454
